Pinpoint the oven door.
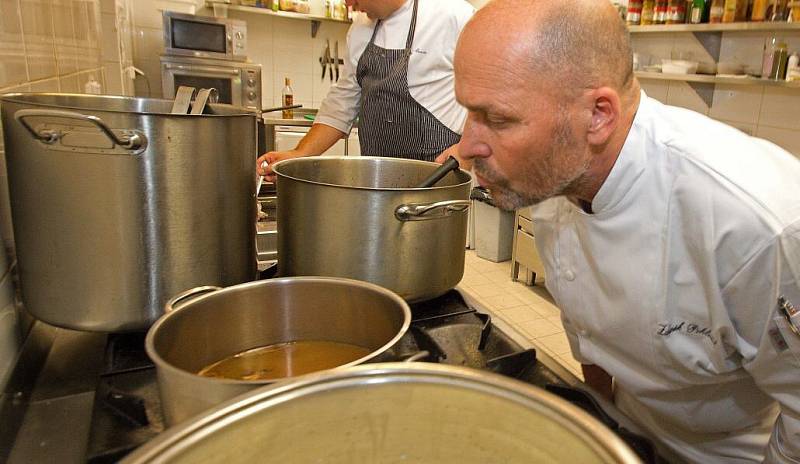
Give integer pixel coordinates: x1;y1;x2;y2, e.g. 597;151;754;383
161;62;242;107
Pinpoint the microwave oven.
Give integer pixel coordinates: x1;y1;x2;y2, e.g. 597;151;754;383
163;11;248;62
161;55;262;111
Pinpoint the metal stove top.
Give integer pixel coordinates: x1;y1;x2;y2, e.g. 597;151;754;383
0;289;670;463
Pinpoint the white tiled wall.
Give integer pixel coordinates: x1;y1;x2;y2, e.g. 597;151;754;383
129;0;350;108
634;31;800;155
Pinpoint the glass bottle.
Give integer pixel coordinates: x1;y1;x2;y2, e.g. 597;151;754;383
627;0;644;24
667;0;686;22
282;77;294;119
690;0;707;22
655;0;669;23
642;0;656;23
709;0;725;21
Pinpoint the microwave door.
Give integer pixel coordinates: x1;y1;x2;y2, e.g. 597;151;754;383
163;66;239;106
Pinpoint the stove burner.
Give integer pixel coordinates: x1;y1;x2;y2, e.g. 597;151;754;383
77;289;663;463
102;332;153;376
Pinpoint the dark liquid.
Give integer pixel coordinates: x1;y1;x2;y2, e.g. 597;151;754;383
197;340;373;381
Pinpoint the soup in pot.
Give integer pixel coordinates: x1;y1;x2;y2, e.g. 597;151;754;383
197;340;373;381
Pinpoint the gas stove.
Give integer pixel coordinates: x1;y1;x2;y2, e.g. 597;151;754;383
0;289;671;463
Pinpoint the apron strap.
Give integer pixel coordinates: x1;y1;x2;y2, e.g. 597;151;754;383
366;0;420;55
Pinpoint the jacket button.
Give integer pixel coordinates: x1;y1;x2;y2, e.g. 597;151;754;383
564;270;576;281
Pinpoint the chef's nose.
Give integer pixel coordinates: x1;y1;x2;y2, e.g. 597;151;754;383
460;114;492;160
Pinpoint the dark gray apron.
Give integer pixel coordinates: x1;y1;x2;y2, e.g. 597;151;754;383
356;0;461;161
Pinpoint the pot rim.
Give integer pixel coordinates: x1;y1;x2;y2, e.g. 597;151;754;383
123;363;643;464
145;276;412;387
0;92;256;117
272;156;473;192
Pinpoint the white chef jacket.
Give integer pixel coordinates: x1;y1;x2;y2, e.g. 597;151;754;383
531;91;800;463
314;0;473;135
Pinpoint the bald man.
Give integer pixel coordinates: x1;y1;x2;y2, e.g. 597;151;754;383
455;1;800;463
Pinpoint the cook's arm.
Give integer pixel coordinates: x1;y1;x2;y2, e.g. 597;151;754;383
729;221;800;463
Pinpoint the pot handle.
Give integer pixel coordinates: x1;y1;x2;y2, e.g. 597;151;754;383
165;286;223;313
14;109;147;151
395;200;471;222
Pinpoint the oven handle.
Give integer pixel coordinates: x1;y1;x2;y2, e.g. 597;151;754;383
163;64;240;76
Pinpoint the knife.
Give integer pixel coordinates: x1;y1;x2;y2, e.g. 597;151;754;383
327;39;334;82
320;41;329;80
334;40;340;81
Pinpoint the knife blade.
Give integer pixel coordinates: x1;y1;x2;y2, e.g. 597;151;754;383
327;39;333;82
334;40;340;81
320;41;329;80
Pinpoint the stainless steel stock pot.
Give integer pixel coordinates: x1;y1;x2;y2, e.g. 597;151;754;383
0;93;258;331
273;156;472;303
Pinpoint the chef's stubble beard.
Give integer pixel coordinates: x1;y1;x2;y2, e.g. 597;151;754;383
474;117;590;211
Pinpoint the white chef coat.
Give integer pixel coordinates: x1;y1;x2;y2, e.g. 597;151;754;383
314;0;473;135
531;91;800;463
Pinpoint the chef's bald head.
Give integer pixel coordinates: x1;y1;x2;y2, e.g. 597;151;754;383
457;0;635;100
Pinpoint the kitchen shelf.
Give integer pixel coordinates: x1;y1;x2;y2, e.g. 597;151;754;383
629;22;800;33
636;71;800;87
205;2;351;37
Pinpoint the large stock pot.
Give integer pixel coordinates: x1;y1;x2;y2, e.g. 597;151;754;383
123;363;642;464
146;277;411;425
0;93;258;331
273;157;472;303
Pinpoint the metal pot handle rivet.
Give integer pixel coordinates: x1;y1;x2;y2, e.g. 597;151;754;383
394;199;471;222
14;108;148;150
165;286;223;313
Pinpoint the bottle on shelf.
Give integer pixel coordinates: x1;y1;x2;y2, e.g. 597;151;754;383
655;0;669;23
722;0;747;22
752;0;770;20
768;0;789;20
282;77;294;119
627;0;644;24
690;0;707;22
642;0;656;23
769;40;789;79
709;0;725;21
667;0;687;23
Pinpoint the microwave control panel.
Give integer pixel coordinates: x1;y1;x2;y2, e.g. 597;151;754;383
244;69;261;109
231;24;247;58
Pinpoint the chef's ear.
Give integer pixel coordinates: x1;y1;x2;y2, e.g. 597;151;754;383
586;87;620;146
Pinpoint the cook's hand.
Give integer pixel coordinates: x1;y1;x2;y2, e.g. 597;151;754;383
435;143;471;171
256;150;305;182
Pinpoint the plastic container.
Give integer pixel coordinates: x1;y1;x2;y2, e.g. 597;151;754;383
471;188;514;262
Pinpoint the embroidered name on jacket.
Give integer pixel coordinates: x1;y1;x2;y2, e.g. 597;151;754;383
657;321;718;345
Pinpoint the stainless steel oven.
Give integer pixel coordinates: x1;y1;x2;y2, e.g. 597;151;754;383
163;11;248;62
161;55;262;111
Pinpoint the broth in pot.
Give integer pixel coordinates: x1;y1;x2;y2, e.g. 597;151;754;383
197;340;373;381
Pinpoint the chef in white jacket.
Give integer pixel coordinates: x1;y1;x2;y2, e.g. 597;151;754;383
454;0;800;462
257;0;474;181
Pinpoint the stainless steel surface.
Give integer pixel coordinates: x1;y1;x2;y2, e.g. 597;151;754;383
170;86;195;114
511;210;545;286
189;88;218;115
122;363;643;464
162;11;248;62
146;277;411;425
274;157;471;302
160;55;262;112
0;93;258;332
